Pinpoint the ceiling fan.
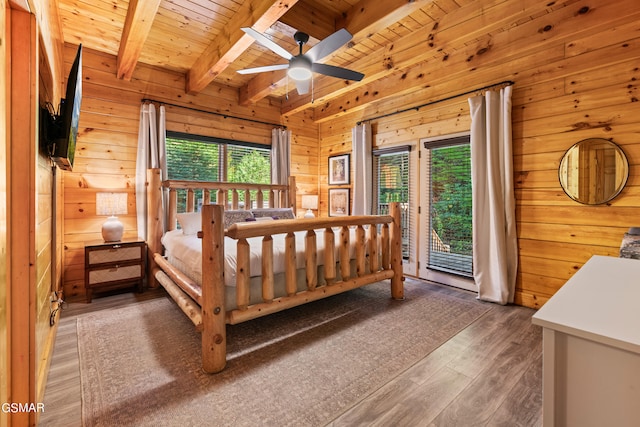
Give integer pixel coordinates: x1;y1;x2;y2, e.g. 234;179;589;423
238;28;364;95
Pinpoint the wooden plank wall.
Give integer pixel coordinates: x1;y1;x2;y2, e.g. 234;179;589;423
2;1;65;421
0;1;9;425
9;11;38;426
318;0;640;309
7;8;58;424
35;151;56;400
61;44;318;300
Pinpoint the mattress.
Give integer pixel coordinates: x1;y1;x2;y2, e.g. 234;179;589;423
161;227;359;289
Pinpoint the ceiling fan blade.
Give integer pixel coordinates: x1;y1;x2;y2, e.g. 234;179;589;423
306;28;352;63
241;27;292;60
312;63;364;81
237;64;289;74
294;79;310;95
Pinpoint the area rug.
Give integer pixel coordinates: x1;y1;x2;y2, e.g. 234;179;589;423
78;281;490;426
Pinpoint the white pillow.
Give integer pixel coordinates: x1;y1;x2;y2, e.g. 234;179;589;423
255;216;274;222
176;212;201;235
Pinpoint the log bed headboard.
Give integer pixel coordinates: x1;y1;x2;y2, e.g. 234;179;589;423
146;168;297;285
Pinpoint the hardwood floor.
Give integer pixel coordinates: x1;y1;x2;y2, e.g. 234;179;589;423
40;279;542;426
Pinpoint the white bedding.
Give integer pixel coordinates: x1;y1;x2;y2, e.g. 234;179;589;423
161;227;358;288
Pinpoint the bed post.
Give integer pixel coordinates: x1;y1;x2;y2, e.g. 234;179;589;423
389;202;404;300
201;203;227;373
288;175;297;214
146;168;163;288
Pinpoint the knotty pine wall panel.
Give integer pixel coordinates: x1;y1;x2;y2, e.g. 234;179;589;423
35;153;54;377
61;45;318;299
284;110;319;211
318;0;640;309
0;1;8;419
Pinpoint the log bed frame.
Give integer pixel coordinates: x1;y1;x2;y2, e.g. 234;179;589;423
146;168;404;373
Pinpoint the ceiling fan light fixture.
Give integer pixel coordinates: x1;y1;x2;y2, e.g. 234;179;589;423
288;66;312;81
288;56;312;80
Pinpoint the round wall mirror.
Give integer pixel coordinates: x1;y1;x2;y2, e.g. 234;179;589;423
559;138;629;205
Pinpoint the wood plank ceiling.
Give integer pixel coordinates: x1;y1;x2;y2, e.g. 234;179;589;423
55;0;552;118
55;0;450;113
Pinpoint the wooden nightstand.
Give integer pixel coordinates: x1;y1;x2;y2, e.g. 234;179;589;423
84;239;146;303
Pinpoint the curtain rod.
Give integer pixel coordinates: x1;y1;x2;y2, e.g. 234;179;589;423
140;98;286;129
357;80;515;125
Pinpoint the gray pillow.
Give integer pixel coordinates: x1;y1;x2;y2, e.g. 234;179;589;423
224;210;254;229
251;208;295;220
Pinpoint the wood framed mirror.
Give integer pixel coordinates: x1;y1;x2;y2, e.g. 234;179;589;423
558;138;629;205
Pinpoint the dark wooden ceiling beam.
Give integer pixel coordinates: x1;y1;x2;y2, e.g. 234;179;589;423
238;0;432;106
186;0;301;95
117;0;162;81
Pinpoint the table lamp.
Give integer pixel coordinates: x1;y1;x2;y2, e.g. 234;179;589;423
96;192;128;242
301;195;318;218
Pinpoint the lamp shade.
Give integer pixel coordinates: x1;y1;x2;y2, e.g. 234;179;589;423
301;195;318;210
96;192;128;216
302;195;318;218
96;192;127;241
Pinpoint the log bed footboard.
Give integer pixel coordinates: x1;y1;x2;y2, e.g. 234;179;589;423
146;168;404;373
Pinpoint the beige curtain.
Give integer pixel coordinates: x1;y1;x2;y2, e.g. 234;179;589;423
351;123;372;215
271;128;291;185
468;86;518;304
135;103;166;239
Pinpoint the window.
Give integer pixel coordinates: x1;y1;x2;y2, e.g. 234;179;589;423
166;135;221;181
373;147;412;261
426;136;473;277
166;132;271;209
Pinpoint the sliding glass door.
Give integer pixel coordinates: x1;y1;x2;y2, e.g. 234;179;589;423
373;146;418;275
419;134;476;291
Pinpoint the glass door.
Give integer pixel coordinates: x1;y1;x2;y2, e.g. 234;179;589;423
419;134;476;291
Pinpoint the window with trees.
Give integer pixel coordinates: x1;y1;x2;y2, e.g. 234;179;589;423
427;136;473;277
165;132;271;209
373;147;412;260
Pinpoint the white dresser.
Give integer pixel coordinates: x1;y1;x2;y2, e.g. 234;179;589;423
532;255;640;427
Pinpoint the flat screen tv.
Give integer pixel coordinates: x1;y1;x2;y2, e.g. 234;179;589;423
49;44;83;171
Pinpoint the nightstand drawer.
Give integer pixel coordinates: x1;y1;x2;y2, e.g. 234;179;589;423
84;240;146;302
89;245;143;264
88;264;142;285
